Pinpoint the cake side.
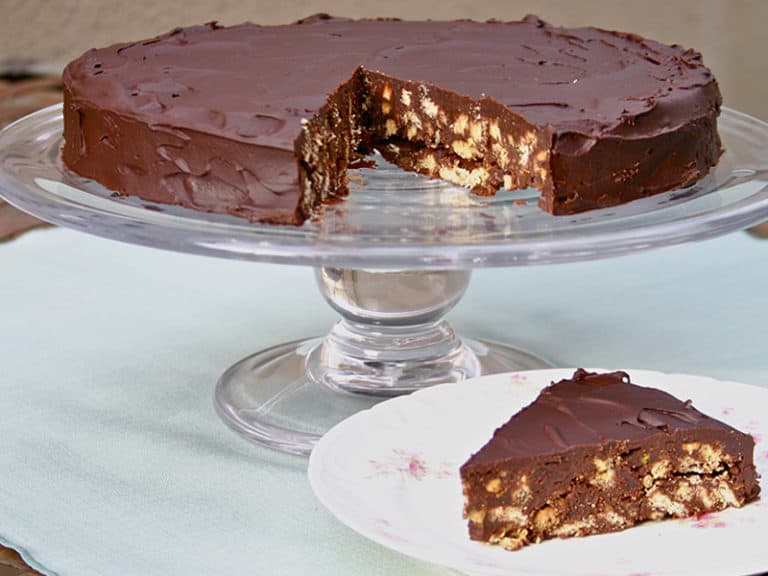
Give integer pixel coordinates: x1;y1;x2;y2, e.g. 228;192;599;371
60;22;314;224
541;23;724;214
460;370;761;550
546;114;722;214
61;84;303;223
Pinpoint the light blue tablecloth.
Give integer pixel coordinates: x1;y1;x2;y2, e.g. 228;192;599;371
0;227;766;575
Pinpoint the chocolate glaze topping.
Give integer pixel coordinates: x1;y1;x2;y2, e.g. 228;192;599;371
62;15;723;223
464;369;742;467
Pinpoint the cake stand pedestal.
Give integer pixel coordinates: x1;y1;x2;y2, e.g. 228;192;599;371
215;267;549;454
1;104;768;455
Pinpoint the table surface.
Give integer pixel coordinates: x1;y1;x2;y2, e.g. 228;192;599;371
0;221;767;575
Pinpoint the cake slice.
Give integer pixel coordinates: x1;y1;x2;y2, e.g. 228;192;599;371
460;369;761;550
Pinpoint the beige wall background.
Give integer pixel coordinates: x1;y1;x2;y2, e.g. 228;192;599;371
2;0;766;119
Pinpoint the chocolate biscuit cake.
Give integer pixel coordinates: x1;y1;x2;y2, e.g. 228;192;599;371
62;15;723;224
460;369;760;550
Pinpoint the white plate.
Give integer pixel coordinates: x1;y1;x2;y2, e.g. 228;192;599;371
308;369;768;576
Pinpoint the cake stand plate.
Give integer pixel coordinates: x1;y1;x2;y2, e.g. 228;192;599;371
1;104;768;455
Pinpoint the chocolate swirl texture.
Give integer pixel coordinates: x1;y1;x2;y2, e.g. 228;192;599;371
61;16;723;223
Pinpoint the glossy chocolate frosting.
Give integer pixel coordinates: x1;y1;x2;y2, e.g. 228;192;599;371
62;15;723;223
463;369;749;467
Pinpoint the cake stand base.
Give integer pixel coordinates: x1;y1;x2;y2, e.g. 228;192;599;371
214;335;550;456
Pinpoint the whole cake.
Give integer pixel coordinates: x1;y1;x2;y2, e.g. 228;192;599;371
460;369;760;550
62;15;723;225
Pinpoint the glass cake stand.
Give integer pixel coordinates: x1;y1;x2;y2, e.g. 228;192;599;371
1;104;768;455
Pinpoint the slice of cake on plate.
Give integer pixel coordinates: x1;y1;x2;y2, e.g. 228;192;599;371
460;369;761;550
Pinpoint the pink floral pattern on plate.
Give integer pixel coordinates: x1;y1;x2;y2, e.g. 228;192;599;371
688;512;729;529
373;518;410;544
368;449;455;480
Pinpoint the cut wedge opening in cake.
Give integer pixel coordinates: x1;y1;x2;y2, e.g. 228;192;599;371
460;369;761;551
294;68;555;223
